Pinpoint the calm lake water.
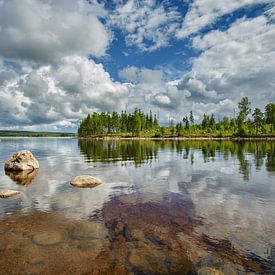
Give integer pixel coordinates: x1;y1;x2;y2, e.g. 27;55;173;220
0;138;274;274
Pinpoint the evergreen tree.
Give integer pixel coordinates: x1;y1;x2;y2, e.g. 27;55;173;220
265;103;275;132
183;116;189;129
252;108;264;134
153;114;159;128
202;114;209;129
238;97;251;123
77;97;274;138
209;114;215;128
189;110;194;125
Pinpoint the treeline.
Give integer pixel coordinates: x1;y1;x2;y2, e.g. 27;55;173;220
78;98;275;137
78;110;158;136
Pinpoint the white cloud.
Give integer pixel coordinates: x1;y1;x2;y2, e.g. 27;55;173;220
119;66;139;82
154;94;171;105
0;56;129;130
123;67;191;121
109;0;180;51
121;12;275;122
176;0;273;39
266;5;275;20
0;0;110;63
0;0;275;130
177;14;275;117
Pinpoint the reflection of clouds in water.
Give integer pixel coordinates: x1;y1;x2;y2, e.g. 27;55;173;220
0;139;275;259
177;160;275;257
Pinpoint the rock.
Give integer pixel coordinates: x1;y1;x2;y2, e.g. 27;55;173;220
0;189;21;198
146;234;164;245
70;175;102;188
197;267;224;275
70;221;106;240
32;231;62;246
5;169;38;185
77;239;104;252
131;229;144;241
128;248;195;274
4;150;39;171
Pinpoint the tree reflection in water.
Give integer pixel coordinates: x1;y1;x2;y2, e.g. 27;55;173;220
79;139;275;180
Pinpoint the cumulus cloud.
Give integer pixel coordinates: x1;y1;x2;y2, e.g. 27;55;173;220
119;66;139;82
109;0;180;51
0;0;275;130
0;56;129;129
176;0;273;38
120;67;191;122
119;10;275;122
165;12;274;120
0;0;123;131
0;0;110;63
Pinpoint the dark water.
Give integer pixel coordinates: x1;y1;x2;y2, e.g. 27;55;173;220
0;138;274;274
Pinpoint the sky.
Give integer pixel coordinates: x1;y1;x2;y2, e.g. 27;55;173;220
0;0;274;132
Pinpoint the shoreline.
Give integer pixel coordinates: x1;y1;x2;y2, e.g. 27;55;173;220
78;136;275;141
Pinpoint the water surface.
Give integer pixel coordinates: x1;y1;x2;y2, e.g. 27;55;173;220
0;138;274;274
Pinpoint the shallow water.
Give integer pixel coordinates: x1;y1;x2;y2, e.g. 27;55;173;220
0;138;274;274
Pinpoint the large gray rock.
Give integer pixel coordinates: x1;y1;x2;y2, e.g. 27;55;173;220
4;150;39;171
70;175;102;188
0;189;21;198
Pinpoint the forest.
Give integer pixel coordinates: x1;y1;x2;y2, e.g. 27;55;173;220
78;98;275;138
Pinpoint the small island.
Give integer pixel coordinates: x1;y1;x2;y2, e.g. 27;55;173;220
78;97;275;139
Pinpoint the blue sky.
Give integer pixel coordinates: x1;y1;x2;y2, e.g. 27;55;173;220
0;0;274;131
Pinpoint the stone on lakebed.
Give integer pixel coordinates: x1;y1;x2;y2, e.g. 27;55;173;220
70;221;106;240
70;175;102;188
197;267;224;275
32;231;62;246
4;150;39;171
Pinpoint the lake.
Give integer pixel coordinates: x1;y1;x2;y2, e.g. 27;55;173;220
0;138;274;274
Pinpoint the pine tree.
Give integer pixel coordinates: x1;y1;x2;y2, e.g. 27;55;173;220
189;110;194;126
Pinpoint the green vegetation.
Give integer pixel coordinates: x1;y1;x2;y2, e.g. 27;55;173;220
78;98;275;138
0;130;76;137
78;109;159;137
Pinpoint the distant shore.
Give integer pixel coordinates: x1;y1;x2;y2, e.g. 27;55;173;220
0;130;76;138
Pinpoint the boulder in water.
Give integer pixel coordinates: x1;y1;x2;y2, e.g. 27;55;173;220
4;150;39;171
70;175;102;188
0;189;21;198
5;169;38;185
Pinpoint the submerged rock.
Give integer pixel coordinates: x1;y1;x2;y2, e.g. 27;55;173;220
32;231;62;246
0;189;21;198
77;239;104;252
4;151;39;171
128;248;195;274
197;267;224;275
70;175;102;188
70;221;106;240
5;169;38;185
